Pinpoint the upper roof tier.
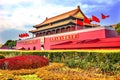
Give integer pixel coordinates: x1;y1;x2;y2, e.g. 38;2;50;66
34;6;87;28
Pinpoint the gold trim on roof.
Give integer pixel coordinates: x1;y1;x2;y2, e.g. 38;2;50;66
30;20;76;32
30;19;99;33
34;6;86;28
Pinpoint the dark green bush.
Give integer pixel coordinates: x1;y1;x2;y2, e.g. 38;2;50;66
0;54;5;59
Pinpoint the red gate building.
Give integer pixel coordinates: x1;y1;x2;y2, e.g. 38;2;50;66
16;6;120;50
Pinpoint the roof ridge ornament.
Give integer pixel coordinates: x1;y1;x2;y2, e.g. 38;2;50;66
46;17;48;20
77;5;80;9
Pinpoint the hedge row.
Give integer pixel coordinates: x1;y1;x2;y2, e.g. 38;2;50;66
0;50;120;63
0;50;120;72
0;54;5;59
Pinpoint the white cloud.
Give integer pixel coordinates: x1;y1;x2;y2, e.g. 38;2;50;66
0;0;119;33
0;0;34;5
0;0;119;44
0;0;75;32
0;17;27;32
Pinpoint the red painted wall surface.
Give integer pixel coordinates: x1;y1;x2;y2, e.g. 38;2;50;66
16;27;119;50
45;29;107;50
44;38;50;50
51;37;120;50
77;29;106;40
49;28;120;50
16;38;41;50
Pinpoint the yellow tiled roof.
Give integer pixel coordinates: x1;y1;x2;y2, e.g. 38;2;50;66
34;6;86;28
30;20;75;32
29;19;98;33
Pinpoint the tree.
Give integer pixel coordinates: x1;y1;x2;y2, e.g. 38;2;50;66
115;23;120;35
8;42;14;49
3;40;17;49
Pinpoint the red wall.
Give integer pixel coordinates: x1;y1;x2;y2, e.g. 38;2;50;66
51;37;120;50
16;38;41;50
16;27;119;50
45;29;106;49
44;38;50;50
77;29;106;40
48;28;119;50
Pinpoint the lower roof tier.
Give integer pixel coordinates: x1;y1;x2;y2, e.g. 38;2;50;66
30;19;99;33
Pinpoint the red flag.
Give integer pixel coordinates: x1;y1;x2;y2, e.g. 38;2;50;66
22;33;25;38
19;34;20;37
25;33;27;37
84;17;91;24
21;34;24;38
26;33;29;37
22;33;25;37
27;33;29;37
101;13;109;19
92;15;100;23
20;34;22;38
19;34;22;38
24;33;26;37
76;19;84;26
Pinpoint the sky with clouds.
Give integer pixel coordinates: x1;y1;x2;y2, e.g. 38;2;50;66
0;0;120;44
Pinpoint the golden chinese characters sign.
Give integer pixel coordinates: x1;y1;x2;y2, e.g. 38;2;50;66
40;37;44;44
22;40;38;45
50;34;79;42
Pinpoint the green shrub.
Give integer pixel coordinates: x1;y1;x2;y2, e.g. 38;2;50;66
0;50;120;73
0;54;5;59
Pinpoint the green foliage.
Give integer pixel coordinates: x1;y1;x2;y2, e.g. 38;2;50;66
64;51;120;74
115;23;120;35
100;62;118;73
0;50;120;73
0;51;20;58
0;54;5;59
3;40;17;49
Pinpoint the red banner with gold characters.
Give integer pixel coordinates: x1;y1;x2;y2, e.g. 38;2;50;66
22;40;38;45
50;34;79;42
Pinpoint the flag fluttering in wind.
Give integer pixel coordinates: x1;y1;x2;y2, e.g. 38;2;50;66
21;34;24;38
24;33;29;37
92;15;100;23
76;19;84;26
101;13;109;19
19;33;29;38
84;17;91;24
76;13;110;27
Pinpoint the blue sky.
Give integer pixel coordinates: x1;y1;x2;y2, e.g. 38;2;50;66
0;0;120;44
